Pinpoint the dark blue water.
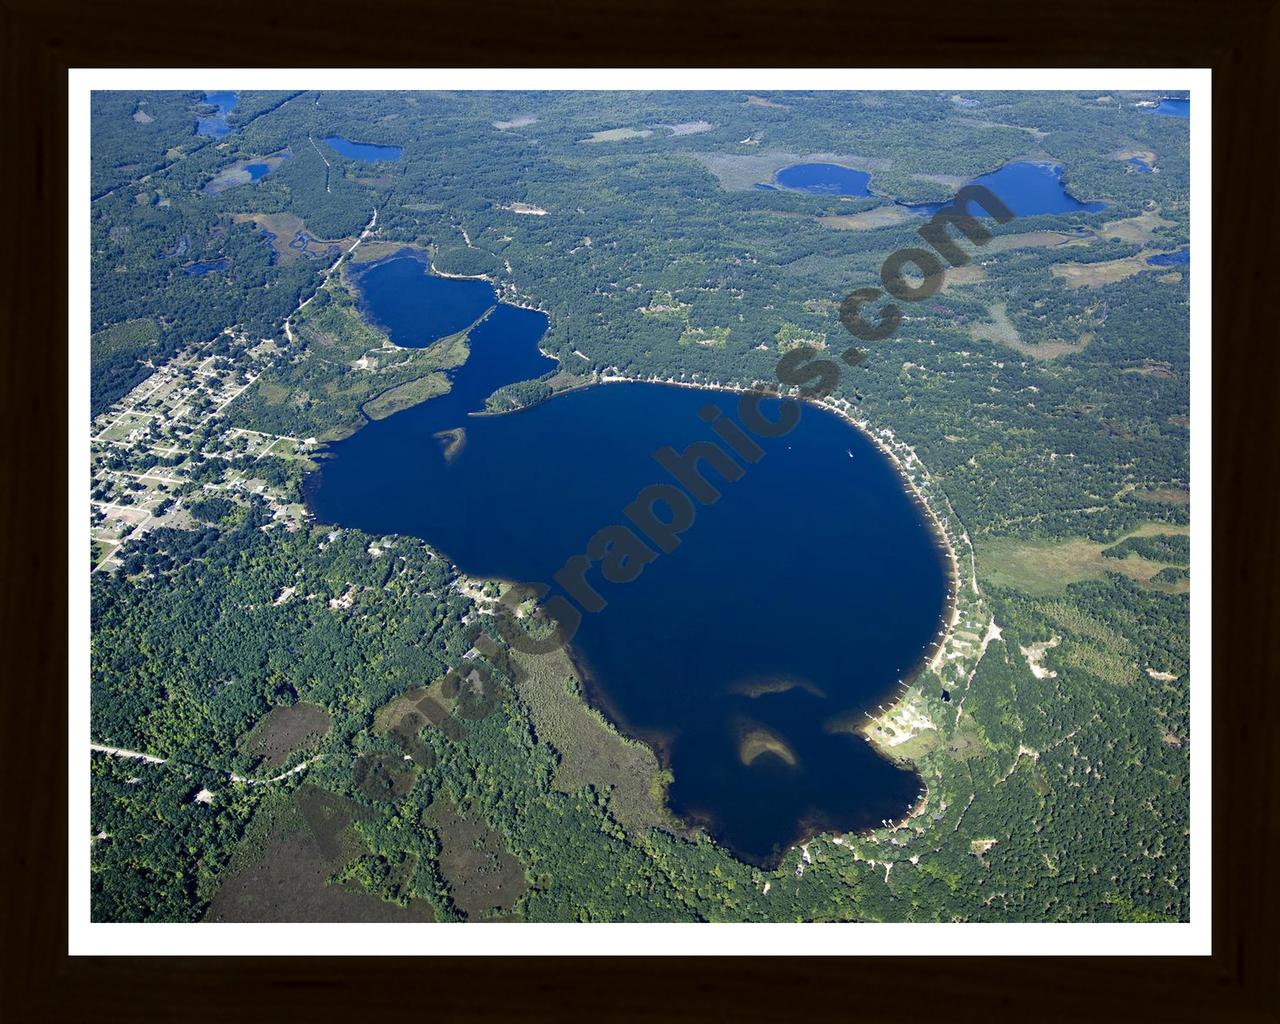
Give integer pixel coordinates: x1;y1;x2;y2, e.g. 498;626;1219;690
185;258;229;276
245;163;270;181
774;163;873;196
1127;157;1153;174
1151;97;1190;119
305;267;949;866
902;161;1105;217
1148;247;1189;267
196;91;237;138
352;254;497;348
323;135;404;161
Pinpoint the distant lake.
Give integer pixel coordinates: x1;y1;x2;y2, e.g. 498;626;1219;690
901;161;1105;217
323;135;404;161
1148;247;1190;267
196;91;237;139
185;258;229;276
306;263;950;866
1127;157;1153;174
773;163;873;196
1151;97;1190;119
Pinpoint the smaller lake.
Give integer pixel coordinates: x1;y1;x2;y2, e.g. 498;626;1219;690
197;91;237;139
901;161;1105;218
1127;157;1153;174
185;258;229;276
203;152;291;196
1148;247;1189;267
354;254;497;348
324;136;404;162
773;163;872;196
1150;97;1190;119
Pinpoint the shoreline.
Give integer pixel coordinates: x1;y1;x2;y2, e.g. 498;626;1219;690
309;262;982;859
492;366;974;745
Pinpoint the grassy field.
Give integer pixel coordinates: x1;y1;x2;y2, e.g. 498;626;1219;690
230;212;352;264
508;647;674;835
429;796;526;919
240;703;331;769
1098;207;1174;245
818;208;913;231
977;523;1191;597
1051;255;1158;289
969;302;1092;360
206;786;435;922
363;373;451;420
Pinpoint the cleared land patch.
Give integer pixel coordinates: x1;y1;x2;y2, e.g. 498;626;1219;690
1099;207;1173;245
430;796;526;919
984;230;1092;254
978;523;1191;596
818;207;913;232
969;302;1091;360
241;703;331;769
228;277;472;440
581;127;653;143
207;786;434;922
1051;254;1159;289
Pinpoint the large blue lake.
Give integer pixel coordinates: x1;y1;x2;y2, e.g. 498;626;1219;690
305;258;950;865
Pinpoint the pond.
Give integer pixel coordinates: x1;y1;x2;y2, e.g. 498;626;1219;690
772;163;873;196
1148;247;1189;267
184;258;229;276
901;161;1106;217
202;151;291;196
304;260;951;866
323;135;404;161
1150;97;1190;119
196;91;237;139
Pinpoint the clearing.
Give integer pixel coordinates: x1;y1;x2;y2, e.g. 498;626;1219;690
978;523;1191;596
240;703;332;770
818;207;913;232
969;302;1091;360
206;786;435;922
429;795;527;919
506;646;673;835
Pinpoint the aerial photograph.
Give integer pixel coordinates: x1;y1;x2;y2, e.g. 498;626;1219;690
86;86;1193;926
